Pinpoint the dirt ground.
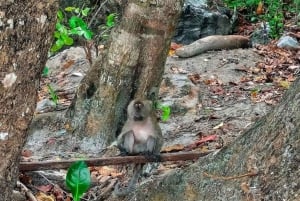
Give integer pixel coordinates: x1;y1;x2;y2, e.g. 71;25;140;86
24;47;273;156
23;46;290;199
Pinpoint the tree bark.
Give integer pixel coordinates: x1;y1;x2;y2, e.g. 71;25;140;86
0;1;58;200
122;78;300;200
66;0;184;151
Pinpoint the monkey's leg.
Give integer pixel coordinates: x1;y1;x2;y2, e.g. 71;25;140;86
144;136;161;161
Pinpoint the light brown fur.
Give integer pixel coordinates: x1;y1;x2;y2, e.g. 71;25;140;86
114;99;163;196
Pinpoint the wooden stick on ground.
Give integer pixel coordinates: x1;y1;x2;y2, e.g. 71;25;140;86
19;151;213;171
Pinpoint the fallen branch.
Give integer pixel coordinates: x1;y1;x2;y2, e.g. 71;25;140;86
175;35;250;58
19;151;213;171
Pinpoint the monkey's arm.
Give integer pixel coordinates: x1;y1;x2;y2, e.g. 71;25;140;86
117;130;135;155
113;164;143;197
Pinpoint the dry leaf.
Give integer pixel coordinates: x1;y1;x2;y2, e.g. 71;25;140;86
256;1;264;15
279;80;290;89
162;144;185;152
35;192;55;201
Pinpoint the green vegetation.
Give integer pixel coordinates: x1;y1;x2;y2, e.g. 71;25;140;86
50;7;93;53
223;0;297;38
66;161;91;201
42;66;49;77
155;103;171;121
97;13;116;41
47;84;59;105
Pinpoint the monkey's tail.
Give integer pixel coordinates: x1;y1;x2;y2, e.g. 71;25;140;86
113;164;143;197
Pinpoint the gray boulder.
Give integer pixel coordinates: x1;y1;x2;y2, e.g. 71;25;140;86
173;0;233;44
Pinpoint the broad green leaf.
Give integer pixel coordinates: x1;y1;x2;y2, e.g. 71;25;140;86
156;104;171;121
66;161;91;201
55;38;65;47
83;29;93;40
56;23;68;34
81;8;90;16
69;16;87;29
65;6;76;12
57;10;64;21
62;35;74;45
50;44;61;53
69;16;79;29
75;8;80;14
54;31;61;39
70;28;80;35
71;27;84;36
106;13;116;27
56;22;63;30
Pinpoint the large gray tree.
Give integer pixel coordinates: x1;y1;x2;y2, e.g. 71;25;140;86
66;0;184;151
0;0;59;200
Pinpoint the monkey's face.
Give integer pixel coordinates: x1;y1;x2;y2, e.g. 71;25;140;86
128;100;151;121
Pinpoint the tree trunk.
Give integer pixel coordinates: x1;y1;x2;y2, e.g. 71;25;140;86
126;78;300;200
0;1;58;200
66;0;183;151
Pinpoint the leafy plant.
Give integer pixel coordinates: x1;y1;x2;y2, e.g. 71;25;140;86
66;161;91;201
51;7;93;53
42;66;49;77
224;0;285;38
47;84;59;105
155;103;171;121
98;13;117;41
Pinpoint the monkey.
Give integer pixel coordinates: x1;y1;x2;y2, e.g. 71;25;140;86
113;99;163;197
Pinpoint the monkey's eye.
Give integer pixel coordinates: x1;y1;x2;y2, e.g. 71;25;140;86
134;101;144;110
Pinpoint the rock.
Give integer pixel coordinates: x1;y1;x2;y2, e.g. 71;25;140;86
250;22;271;45
36;99;56;113
277;35;300;50
173;0;232;44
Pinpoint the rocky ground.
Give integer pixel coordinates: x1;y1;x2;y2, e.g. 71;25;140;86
21;45;297;200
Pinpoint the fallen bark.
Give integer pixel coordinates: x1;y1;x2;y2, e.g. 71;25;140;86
19;151;213;171
175;35;250;58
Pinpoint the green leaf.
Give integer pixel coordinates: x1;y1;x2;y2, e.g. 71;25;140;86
47;84;59;105
50;44;61;53
54;31;61;39
56;22;68;34
66;161;91;201
75;8;80;14
65;6;76;12
69;16;87;29
55;38;65;47
70;27;79;35
57;10;64;21
106;13;116;27
81;8;90;16
62;35;74;45
83;29;93;40
156;104;171;121
42;66;49;77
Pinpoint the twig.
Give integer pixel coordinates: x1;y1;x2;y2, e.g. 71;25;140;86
203;171;258;180
88;0;109;28
19;151;213;171
16;181;37;201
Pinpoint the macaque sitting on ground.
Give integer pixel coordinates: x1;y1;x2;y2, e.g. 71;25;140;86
113;99;163;196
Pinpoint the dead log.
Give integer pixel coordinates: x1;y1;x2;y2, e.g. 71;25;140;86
19;151;213;171
175;35;250;58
